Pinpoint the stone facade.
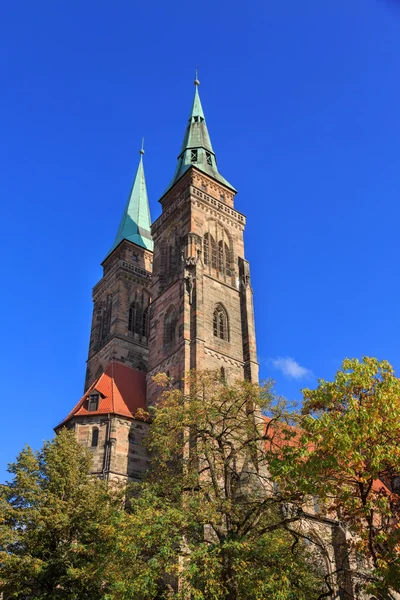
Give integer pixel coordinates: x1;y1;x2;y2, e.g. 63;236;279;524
68;415;150;484
60;83;258;489
85;239;153;391
147;168;258;404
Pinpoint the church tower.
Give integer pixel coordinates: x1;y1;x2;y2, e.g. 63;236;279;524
85;147;153;390
55;150;153;483
57;77;258;480
146;77;258;404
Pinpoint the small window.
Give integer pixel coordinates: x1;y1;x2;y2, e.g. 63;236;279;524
132;254;137;262
220;366;226;381
206;151;212;166
220;194;225;202
91;428;99;447
213;305;229;341
194;116;199;123
191;149;198;163
88;393;99;412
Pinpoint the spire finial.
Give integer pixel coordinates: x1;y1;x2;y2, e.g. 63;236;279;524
140;137;145;155
194;66;200;87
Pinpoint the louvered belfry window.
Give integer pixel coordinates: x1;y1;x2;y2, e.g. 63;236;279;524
88;393;99;412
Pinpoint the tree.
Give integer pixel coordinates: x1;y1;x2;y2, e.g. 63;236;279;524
130;371;326;600
272;357;400;597
0;428;159;600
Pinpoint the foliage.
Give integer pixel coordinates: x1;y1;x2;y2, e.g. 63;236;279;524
271;357;400;596
133;371;326;600
0;428;153;600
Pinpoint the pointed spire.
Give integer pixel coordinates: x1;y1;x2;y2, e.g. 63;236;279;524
163;74;236;196
105;146;153;259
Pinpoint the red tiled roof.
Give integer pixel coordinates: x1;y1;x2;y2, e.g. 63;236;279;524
57;362;147;427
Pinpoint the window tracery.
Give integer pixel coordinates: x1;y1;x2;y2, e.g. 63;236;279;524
203;227;232;276
213;304;229;341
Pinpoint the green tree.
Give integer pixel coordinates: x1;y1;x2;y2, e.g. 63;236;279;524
272;357;400;597
129;371;326;600
0;428;157;600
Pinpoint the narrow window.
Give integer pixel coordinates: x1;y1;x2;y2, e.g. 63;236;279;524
213;305;229;341
218;240;224;273
225;244;232;276
191;149;198;163
220;366;226;381
206;151;212;166
194;116;199;123
128;301;143;336
142;306;149;338
203;233;217;269
211;239;217;269
91;428;99;447
100;297;112;343
88;393;99;412
203;234;209;265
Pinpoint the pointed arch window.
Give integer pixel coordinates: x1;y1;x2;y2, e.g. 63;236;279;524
213;305;229;341
203;233;217;269
164;306;178;345
91;428;99;447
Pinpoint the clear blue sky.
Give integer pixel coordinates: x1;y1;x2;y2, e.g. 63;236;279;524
1;0;400;480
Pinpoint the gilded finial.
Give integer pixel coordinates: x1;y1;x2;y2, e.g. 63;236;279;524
140;137;145;155
194;66;200;87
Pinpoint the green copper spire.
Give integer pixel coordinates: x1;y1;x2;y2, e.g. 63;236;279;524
163;75;236;195
105;145;153;259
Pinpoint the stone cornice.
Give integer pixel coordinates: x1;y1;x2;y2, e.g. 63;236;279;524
151;184;246;238
92;260;152;298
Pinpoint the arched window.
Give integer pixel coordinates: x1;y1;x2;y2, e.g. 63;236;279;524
164;306;177;345
203;233;217;269
128;301;143;335
213;305;229;341
91;428;99;447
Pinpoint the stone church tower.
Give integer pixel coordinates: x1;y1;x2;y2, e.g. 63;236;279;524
147;77;258;404
56;78;258;480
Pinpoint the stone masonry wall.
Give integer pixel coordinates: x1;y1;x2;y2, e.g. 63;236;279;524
71;415;150;483
147;166;258;404
85;240;153;390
